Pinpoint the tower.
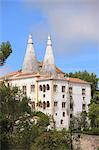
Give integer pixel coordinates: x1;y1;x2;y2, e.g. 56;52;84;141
42;36;56;75
22;34;39;73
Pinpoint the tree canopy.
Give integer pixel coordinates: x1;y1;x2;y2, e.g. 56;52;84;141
0;42;12;66
31;130;72;150
88;91;99;129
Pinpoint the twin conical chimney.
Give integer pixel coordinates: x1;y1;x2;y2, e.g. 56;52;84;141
22;34;39;73
22;34;56;75
42;35;56;74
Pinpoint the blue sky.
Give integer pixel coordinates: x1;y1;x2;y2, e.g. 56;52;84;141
0;0;99;77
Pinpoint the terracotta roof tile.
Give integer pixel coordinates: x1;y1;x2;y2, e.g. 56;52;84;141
66;77;88;84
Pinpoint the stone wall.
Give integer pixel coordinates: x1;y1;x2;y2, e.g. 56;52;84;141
73;134;99;150
80;134;99;150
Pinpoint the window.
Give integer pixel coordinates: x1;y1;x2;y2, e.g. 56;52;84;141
43;85;46;92
70;103;73;111
23;85;27;95
32;101;35;109
62;86;65;92
39;85;42;91
69;87;72;95
83;97;85;101
31;85;35;92
43;94;45;98
54;101;58;107
62;102;66;108
38;101;42;107
53;85;58;92
43;101;46;109
60;119;63;124
70;114;72;118
70;96;73;100
55;113;57;116
7;83;10;87
47;101;50;107
62;94;65;98
82;104;86;110
63;112;65;117
46;84;50;90
82;88;86;95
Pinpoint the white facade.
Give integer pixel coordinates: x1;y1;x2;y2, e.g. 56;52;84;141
2;35;91;130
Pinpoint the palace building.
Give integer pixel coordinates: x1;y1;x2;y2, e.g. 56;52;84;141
1;34;91;129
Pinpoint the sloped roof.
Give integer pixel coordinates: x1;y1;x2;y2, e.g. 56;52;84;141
66;77;89;84
37;77;89;84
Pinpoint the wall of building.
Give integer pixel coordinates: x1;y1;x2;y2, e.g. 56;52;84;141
9;77;91;130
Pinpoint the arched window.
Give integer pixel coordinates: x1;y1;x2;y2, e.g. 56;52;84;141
43;85;46;92
43;101;46;109
38;101;42;107
47;101;50;107
46;84;50;90
39;85;42;91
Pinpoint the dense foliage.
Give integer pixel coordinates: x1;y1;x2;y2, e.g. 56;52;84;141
0;42;12;66
31;130;72;150
88;91;99;129
0;82;33;149
0;82;51;150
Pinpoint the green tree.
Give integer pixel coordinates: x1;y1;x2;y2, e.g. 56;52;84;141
0;42;12;66
88;91;99;129
34;111;50;127
88;103;99;128
0;82;33;150
0;82;51;150
31;130;72;150
69;111;88;132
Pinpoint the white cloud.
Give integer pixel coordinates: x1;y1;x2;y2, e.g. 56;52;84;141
23;0;99;54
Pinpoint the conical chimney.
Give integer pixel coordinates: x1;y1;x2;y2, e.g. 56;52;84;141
22;34;39;73
42;36;56;75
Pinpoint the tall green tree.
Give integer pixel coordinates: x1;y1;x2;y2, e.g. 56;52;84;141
0;82;32;150
0;42;12;66
88;91;99;128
